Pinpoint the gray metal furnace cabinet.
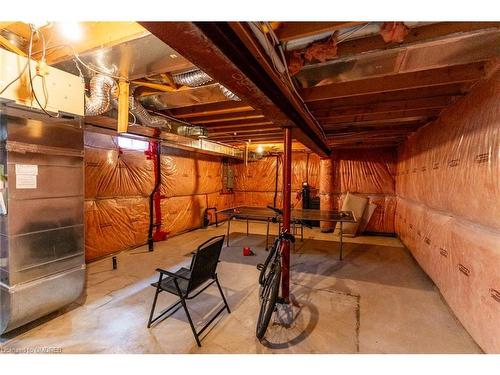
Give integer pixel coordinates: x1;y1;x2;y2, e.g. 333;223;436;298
0;105;85;334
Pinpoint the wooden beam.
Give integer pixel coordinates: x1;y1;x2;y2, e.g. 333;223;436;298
210;125;281;135
311;96;453;118
168;101;254;118
326;125;423;137
333;22;500;61
211;130;283;139
277;22;364;42
324;119;429;130
319;108;442;125
203;118;275;129
189;111;264;124
302;62;486;102
306;83;466;110
140;22;331;156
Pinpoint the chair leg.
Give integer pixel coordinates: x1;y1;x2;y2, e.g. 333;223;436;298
215;275;231;314
180;297;202;347
147;286;162;328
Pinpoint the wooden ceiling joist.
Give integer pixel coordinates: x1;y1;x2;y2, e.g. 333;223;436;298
167;101;255;119
202;118;274;129
306;83;467;110
302;61;486;102
189;111;264;124
209;125;281;135
311;96;453;118
318;108;442;125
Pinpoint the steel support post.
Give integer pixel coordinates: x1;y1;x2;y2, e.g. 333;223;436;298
281;127;292;301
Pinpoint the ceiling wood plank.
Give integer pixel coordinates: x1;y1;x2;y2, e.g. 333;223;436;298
203;118;275;129
210;125;281;135
301;62;486;102
318;108;442;125
311;96;453;118
190;111;265;124
306;83;466;110
167;101;254;118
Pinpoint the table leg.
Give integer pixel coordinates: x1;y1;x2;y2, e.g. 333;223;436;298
301;223;304;241
339;221;343;261
246;217;249;236
226;216;231;246
266;218;270;251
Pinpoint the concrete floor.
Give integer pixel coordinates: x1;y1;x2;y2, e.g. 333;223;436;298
0;221;482;353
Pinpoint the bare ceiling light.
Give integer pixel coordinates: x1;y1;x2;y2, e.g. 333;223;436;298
233;132;237;135
58;22;83;41
28;20;50;29
169;54;178;59
256;144;264;154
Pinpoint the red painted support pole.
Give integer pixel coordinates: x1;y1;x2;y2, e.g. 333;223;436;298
281;127;292;301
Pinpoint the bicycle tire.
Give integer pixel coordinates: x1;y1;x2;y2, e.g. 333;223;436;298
258;238;279;286
256;261;281;340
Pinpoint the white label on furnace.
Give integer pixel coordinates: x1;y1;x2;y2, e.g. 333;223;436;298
15;164;38;175
16;174;37;189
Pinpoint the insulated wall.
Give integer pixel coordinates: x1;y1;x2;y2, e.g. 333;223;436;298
84;132;233;262
233;152;320;209
159;148;233;236
395;76;500;353
85;133;152;261
331;148;397;233
233;149;396;233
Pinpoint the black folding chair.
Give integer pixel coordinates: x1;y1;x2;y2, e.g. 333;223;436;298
147;235;230;347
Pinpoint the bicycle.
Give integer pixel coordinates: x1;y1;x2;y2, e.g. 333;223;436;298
255;206;295;340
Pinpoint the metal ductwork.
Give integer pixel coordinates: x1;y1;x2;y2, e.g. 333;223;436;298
129;97;172;131
171;69;240;101
177;125;209;138
110;89;208;138
84;74;116;116
172;69;213;87
218;84;240;101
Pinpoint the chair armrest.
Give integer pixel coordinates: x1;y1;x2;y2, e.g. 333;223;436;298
155;268;190;280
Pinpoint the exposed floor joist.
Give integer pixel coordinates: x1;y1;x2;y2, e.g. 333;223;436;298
140;21;331;156
301;61;487;102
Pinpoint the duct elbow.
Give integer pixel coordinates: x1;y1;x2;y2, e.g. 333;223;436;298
84;75;117;116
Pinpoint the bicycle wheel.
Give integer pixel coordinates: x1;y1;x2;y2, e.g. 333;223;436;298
256;261;281;340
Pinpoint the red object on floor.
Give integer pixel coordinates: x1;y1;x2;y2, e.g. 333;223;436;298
243;247;254;256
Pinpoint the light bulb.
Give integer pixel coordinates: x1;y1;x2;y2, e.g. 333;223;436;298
58;22;83;41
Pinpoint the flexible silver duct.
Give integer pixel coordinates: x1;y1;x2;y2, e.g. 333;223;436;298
172;70;213;87
128;97;172;131
172;69;240;101
218;84;240;101
84;74;116;116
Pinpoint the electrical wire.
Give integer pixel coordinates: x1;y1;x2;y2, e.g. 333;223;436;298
0;38;30;96
261;22;327;138
336;22;372;44
261;22;373;140
70;45;127;81
27;25;56;118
